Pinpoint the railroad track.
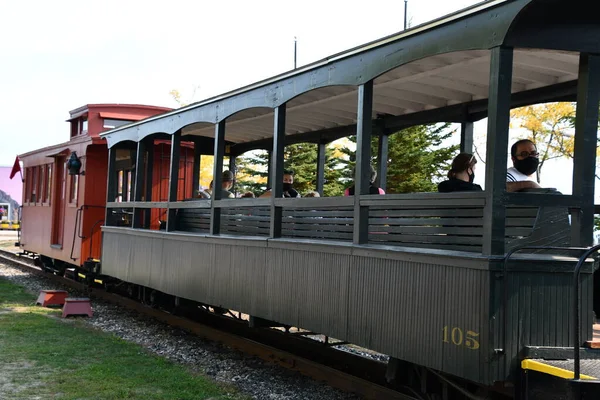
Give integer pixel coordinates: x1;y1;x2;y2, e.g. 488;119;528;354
0;249;414;400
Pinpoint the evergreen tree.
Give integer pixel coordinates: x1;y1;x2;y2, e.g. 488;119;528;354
386;124;457;193
340;124;457;194
236;150;269;195
236;143;345;197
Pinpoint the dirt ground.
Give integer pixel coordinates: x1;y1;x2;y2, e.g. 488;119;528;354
0;233;20;253
0;360;47;400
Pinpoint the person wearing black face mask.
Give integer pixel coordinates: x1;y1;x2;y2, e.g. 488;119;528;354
282;170;300;198
506;139;542;192
438;153;482;193
259;169;301;198
344;164;385;196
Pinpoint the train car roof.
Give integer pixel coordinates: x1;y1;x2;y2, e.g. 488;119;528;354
100;0;598;155
18;135;104;160
67;103;173;120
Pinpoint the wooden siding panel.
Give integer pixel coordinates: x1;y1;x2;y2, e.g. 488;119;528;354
100;228;595;386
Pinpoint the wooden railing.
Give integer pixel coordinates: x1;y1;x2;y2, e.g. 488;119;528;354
106;192;576;253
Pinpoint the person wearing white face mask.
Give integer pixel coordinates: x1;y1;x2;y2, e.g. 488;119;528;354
506;139;542;192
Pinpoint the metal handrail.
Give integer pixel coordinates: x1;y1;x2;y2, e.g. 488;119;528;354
573;243;600;380
78;205;106;239
500;245;589;355
17;205;22;244
69;207;84;261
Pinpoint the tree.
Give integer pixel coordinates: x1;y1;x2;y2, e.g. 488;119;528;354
236;143;346;197
339;124;457;194
169;86;201;108
510;102;575;183
235;150;269;195
386;124;457;193
562;104;600;180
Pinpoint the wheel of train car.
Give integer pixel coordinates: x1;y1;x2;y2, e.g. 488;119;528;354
149;290;159;308
39;256;53;273
33;257;44;270
211;306;229;315
127;284;135;299
54;261;67;277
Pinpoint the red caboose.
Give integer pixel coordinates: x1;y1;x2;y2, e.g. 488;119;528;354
19;104;174;275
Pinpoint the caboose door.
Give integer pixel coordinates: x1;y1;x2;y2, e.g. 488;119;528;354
51;156;66;246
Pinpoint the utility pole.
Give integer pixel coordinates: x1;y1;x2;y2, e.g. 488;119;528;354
404;0;408;30
294;37;297;69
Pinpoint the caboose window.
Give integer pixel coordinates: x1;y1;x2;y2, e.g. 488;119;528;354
70;118;88;137
25;167;31;203
44;164;52;204
69;174;79;204
39;165;45;204
31;166;38;204
103;119;131;129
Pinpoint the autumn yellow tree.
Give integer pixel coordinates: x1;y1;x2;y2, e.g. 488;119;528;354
169;86;201;108
510;102;575;183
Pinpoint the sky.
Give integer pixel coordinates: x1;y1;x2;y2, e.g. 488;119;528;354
0;0;587;198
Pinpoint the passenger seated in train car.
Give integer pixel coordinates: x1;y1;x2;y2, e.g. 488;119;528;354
506;139;542;192
304;191;320;197
200;171;235;199
259;169;301;198
195;186;211;199
240;191;255;198
437;153;482;193
282;170;300;198
220;170;235;198
344;164;385;196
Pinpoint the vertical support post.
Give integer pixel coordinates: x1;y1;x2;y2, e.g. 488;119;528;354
192;140;201;196
132;140;147;228
404;0;408;30
211;121;226;235
316;142;326;195
229;155;237;196
266;150;273;189
166;132;181;232
122;167;129;202
105;147;117;225
482;46;513;256
377;132;389;191
270;105;286;238
460;121;474;154
144;140;154;228
353;81;373;245
572;54;600;246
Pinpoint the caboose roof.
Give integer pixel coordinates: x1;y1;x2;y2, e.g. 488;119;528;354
67;104;172;121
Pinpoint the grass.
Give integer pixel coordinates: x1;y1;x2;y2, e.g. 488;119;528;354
0;278;248;400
